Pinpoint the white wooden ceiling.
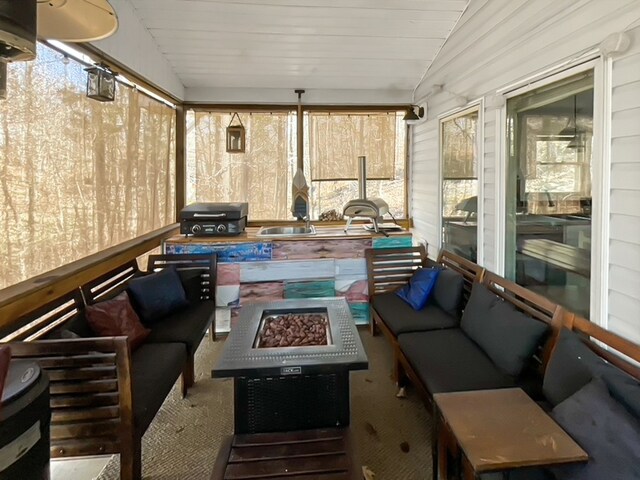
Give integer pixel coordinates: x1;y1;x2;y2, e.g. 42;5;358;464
125;0;468;94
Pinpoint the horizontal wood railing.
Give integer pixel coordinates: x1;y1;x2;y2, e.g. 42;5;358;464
0;224;179;334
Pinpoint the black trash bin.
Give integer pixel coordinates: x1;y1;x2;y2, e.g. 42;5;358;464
0;361;50;480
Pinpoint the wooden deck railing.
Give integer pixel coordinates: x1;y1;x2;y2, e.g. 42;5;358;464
0;224;179;337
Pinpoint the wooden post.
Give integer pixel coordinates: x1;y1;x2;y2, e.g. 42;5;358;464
175;105;186;222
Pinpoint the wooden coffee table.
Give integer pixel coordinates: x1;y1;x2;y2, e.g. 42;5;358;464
433;388;588;480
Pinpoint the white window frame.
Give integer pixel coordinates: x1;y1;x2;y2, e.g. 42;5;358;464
494;57;610;327
438;100;485;264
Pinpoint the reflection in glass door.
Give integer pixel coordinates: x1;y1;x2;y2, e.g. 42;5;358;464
505;71;593;318
441;109;479;262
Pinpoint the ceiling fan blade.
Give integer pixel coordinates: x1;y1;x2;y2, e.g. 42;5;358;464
37;0;118;42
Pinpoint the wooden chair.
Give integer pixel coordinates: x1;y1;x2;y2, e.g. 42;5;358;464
9;337;137;477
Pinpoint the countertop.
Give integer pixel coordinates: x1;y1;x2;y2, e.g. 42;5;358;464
165;225;411;244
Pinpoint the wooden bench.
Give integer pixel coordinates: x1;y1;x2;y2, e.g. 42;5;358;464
210;428;361;480
4;253;217;480
366;247;485;381
367;247;484;342
395;271;563;410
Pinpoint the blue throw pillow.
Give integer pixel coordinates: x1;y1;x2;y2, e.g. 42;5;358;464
551;378;640;480
127;266;189;324
396;268;441;310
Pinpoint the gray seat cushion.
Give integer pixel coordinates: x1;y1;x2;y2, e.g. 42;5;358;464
543;328;640;420
145;301;214;355
131;342;187;433
551;379;640;480
398;329;516;394
372;292;458;336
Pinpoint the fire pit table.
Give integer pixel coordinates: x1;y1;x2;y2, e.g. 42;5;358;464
212;298;368;434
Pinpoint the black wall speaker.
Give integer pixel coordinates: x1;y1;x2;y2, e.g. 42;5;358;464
0;0;37;61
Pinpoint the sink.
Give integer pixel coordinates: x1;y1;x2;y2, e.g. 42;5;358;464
257;225;317;237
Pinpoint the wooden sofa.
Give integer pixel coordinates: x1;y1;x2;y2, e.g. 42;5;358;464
367;246;484;340
366;246;485;380
395;271;563;408
5;253;216;480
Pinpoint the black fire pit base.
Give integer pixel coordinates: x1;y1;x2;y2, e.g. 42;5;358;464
234;370;350;434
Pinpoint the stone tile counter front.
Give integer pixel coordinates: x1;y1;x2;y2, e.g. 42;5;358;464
163;226;413;333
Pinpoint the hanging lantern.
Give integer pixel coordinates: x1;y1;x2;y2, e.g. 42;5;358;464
85;64;116;102
226;112;245;153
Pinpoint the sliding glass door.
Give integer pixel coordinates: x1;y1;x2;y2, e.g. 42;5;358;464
505;71;594;318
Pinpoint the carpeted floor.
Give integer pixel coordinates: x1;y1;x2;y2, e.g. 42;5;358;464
97;330;433;480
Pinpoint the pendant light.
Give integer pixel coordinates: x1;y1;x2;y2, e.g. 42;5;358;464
560;93;585;150
558;94;578;138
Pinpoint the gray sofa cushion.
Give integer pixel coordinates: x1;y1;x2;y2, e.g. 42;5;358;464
145;301;214;355
398;329;515;394
543;328;640;419
372;292;458;336
543;328;598;406
432;268;465;317
462;294;549;377
550;379;640;480
460;283;501;330
131;342;187;433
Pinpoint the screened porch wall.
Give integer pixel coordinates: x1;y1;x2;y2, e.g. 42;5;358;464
410;0;640;342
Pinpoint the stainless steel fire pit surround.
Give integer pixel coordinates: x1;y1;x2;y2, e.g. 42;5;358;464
213;298;367;377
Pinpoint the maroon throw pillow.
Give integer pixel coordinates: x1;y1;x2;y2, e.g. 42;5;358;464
86;292;150;351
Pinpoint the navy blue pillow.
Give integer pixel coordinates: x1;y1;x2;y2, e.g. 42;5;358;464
551;379;640;480
127;267;189;324
396;268;441;310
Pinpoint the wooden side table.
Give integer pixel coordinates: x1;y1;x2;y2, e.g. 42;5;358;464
433;388;588;480
210;427;361;480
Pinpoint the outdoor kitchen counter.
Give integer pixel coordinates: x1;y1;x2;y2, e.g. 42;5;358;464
164;225;412;243
163;226;414;332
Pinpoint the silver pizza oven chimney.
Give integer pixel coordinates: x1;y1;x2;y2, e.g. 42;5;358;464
342;156;389;233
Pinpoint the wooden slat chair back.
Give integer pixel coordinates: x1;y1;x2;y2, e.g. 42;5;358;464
482;271;563;370
147;253;217;301
80;260;141;305
365;245;428;298
563;311;640;380
0;289;85;342
436;250;486;306
8;337;133;461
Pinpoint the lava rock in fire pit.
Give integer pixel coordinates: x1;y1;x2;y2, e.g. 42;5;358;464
257;313;329;348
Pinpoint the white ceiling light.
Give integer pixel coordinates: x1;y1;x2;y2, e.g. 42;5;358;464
37;0;118;42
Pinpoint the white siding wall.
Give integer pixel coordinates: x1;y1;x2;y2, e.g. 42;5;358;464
410;0;640;340
609;45;640;341
92;0;185;99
